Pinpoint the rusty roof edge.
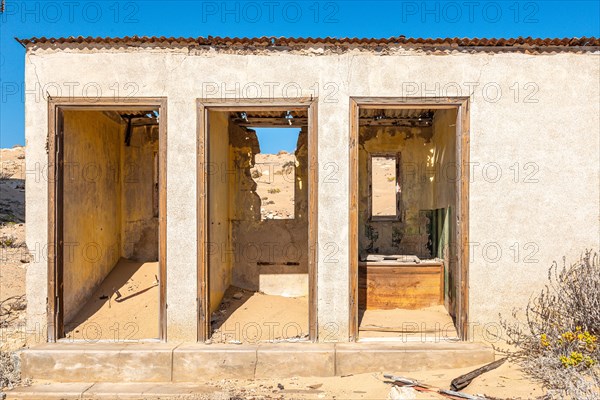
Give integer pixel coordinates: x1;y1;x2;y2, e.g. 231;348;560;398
14;36;600;49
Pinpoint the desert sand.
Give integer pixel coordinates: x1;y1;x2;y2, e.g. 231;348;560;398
371;155;397;216
251;152;296;219
0;146;27;351
212;361;545;400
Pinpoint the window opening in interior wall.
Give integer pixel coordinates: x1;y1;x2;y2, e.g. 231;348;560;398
250;127;300;220
370;154;401;220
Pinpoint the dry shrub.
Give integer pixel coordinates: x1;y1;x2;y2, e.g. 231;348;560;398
0;236;20;248
501;250;600;399
0;295;26;328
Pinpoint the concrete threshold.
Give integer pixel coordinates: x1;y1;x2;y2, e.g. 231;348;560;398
19;341;495;383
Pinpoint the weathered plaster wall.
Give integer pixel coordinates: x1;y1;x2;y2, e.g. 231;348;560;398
357;114;457;312
62;110;122;323
430;110;457;212
358;126;434;258
121;125;159;262
25;46;600;342
230;126;309;297
208;111;232;313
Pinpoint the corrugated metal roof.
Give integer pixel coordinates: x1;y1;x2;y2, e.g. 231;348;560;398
16;36;600;50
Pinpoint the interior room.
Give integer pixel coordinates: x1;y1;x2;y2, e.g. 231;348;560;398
357;107;459;341
206;109;310;344
60;109;161;341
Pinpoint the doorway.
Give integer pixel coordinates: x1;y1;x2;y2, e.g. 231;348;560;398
48;98;167;342
349;98;470;341
197;99;318;343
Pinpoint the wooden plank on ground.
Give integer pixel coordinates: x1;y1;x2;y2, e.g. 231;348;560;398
450;358;507;391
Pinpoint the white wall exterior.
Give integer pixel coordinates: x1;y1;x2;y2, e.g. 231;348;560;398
25;45;600;342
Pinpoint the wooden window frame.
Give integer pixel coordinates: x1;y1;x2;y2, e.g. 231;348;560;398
196;98;318;342
47;97;168;342
349;97;470;341
368;152;402;222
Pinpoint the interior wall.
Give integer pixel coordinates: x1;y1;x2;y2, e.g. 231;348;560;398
63;111;160;324
63;110;123;323
357;111;457;314
357;112;457;265
230;125;309;297
430;109;458;312
208;111;233;312
358;125;434;258
121;125;160;261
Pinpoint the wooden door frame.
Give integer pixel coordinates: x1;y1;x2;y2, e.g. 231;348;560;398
196;98;318;342
348;97;470;341
47;97;168;342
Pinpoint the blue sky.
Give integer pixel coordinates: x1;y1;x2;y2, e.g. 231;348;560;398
254;128;300;153
1;0;599;148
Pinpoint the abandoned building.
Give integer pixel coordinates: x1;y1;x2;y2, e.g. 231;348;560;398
17;36;599;380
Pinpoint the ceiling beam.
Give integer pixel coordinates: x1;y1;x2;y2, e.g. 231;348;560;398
359;117;432;127
232;117;308;127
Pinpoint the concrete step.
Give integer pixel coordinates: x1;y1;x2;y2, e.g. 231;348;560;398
4;382;220;399
20;341;495;382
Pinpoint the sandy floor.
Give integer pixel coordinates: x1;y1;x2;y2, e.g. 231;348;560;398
251;152;296;219
64;258;159;341
211;286;309;344
359;305;459;340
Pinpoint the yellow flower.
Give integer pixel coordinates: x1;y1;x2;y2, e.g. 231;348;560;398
571;351;584;363
584;356;596;368
540;333;551;347
559;351;594;368
561;331;575;342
